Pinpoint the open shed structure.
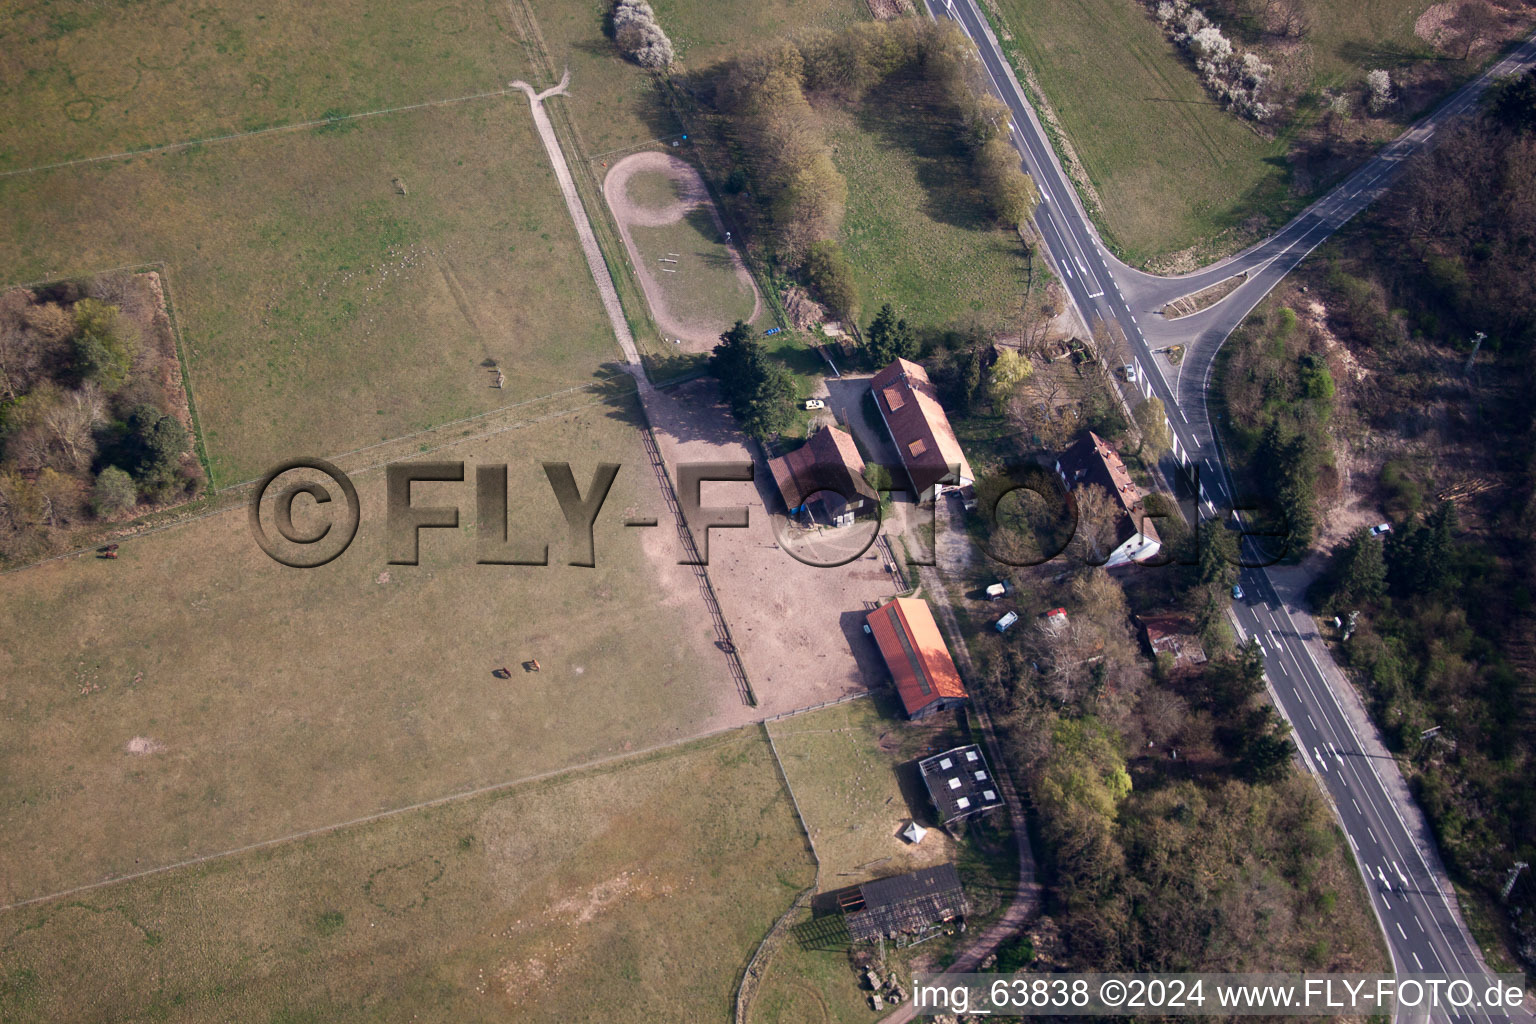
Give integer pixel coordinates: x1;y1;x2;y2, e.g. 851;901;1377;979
837;863;966;945
919;744;1004;824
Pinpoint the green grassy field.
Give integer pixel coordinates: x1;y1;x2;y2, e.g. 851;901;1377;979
0;393;741;905
0;98;621;485
989;0;1292;265
524;0;870;160
0;0;523;174
631;214;760;327
986;0;1527;266
0;729;816;1023
824;77;1031;336
767;695;967;884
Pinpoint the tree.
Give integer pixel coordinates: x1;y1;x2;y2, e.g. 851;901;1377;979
70;299;136;392
91;466;138;518
709;321;797;440
987;348;1033;408
1236;705;1292;783
1071;483;1120;565
1451;0;1498;60
1208;639;1265;713
1324;527;1386;612
864;303;917;367
974;136;1039;227
41;383;104;471
1365;69;1396;114
1256;423;1317;553
1489;68;1536;133
803;241;858;321
0;293;48;401
1197;518;1239;591
1386;501;1458;598
960;343;987;416
1133;397;1172;458
113;403;188;497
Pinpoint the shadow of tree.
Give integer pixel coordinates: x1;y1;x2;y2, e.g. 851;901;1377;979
846;71;995;234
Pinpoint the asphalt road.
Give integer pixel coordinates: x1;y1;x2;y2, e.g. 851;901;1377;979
921;0;1536;1013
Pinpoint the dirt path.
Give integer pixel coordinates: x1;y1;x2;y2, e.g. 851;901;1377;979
603;150;761;352
877;566;1044;1024
510;73;640;367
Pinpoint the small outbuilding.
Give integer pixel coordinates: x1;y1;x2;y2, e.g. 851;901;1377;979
838;863;966;944
918;744;1005;824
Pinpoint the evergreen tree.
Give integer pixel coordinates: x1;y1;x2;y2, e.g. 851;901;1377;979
864;303;916;367
709;321;796;441
1325;526;1386;612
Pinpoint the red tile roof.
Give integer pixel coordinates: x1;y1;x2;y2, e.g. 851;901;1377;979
870;359;974;497
866;597;967;717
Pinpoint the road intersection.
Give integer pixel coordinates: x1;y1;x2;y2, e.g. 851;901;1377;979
922;0;1536;1013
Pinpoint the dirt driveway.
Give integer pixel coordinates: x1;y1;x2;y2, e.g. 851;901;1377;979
640;379;904;726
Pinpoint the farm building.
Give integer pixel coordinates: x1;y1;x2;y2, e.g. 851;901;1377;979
918;744;1005;823
767;425;877;527
837;863;966;944
865;597;968;719
1054;431;1161;568
870;358;975;501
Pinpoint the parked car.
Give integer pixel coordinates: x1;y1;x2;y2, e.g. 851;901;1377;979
1370;522;1392;536
995;611;1020;633
985;581;1011;601
1232;583;1245;601
1122;363;1137;382
804;399;826;411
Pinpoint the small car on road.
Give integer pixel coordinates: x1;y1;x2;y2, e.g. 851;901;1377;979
1232;583;1245;601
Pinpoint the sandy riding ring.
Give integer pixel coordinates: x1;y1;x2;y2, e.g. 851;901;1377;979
603;151;762;353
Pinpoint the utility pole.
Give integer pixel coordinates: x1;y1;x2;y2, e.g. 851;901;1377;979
1501;862;1528;902
1463;331;1486;375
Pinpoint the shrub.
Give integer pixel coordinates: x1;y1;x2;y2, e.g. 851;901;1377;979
1366;69;1396;114
803;241;859;321
612;0;674;69
70;299;136;392
90;465;137;518
1151;0;1275;121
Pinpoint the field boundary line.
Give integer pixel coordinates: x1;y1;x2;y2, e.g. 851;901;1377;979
762;689;872;723
0;719;762;916
0;88;521;180
736;722;825;1024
